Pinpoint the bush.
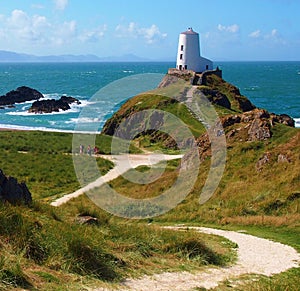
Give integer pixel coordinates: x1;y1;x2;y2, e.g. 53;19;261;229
163;237;224;265
0;261;32;289
25;232;50;264
67;237;119;281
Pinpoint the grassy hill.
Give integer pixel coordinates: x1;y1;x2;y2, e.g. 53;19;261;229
0;71;299;290
101;72;299;228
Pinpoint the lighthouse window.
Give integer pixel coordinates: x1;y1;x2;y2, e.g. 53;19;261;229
180;54;183;60
181;45;184;51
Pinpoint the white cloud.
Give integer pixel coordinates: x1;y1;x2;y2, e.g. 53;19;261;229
271;29;277;37
5;9;50;42
204;24;241;51
115;22;137;37
249;30;261;38
8;9;30;28
79;25;107;42
248;28;285;44
217;24;239;33
53;0;68;10
51;20;76;45
142;24;167;44
0;9;110;51
31;3;45;9
115;22;167;44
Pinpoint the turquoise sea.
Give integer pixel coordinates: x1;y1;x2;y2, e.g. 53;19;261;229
0;61;299;131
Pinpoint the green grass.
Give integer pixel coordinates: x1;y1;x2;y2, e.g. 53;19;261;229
0;131;140;200
102;93;206;152
0;199;235;290
0;73;299;290
105;159;180;199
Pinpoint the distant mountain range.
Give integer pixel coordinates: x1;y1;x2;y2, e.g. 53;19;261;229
0;50;173;62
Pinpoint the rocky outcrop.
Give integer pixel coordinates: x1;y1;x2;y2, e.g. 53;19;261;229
195;108;295;161
158;71;256;113
76;215;99;225
0;86;44;106
256;152;272;171
0;169;32;205
221;108;294;142
102;71;295;157
28;96;81;113
270;113;295;127
198;87;231;109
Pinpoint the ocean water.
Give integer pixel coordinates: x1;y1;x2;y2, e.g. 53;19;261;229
0;61;299;132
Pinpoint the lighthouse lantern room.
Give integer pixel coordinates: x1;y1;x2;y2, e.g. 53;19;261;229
176;27;213;73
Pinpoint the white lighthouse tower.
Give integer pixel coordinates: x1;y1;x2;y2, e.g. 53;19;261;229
176;27;213;73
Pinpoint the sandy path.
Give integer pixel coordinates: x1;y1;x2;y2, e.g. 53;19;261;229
50;153;300;289
98;226;300;291
50;153;183;207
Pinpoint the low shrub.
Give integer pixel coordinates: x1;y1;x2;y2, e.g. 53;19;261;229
163;237;224;265
67;237;119;281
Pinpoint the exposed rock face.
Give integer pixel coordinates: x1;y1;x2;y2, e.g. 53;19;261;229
0;86;44;106
256;152;272;171
199;87;231;109
195;108;295;161
76;215;99;225
221;108;294;142
0;169;32;205
28;96;81;113
271;113;295;127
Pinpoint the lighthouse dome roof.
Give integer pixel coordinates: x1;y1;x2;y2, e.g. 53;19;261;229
181;27;198;35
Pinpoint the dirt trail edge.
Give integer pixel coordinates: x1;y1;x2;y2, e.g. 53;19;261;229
50;153;183;207
99;226;300;291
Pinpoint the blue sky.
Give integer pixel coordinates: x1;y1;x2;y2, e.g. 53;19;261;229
0;0;299;60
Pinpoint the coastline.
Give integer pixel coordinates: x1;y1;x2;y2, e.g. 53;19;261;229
1;116;299;132
0;123;101;134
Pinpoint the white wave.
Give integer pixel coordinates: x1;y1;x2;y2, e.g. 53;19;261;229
43;93;60;99
244;85;259;91
294;118;300;128
71;99;95;107
123;70;134;73
22;104;31;110
6;108;78;116
0;123;100;134
65;117;103;124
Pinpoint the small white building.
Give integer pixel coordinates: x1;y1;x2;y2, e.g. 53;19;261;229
176;27;213;73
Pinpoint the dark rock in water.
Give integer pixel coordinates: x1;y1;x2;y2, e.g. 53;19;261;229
0;169;32;205
60;96;81;105
28;96;81;113
0;86;43;106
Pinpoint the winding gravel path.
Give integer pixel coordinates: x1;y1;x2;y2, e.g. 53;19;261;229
50;153;300;290
50;153;183;207
97;226;300;291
